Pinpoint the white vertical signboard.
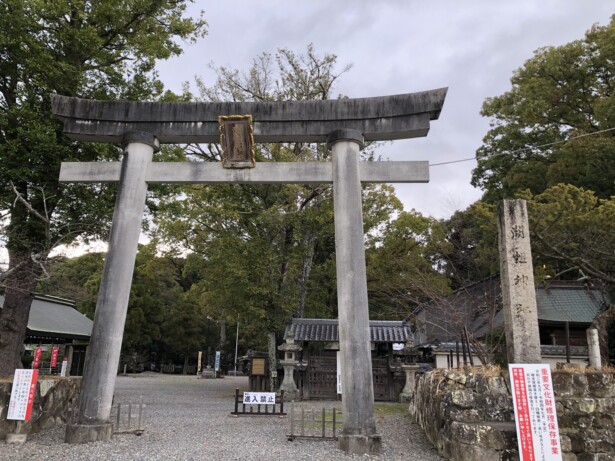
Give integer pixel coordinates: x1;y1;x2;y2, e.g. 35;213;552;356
509;364;562;461
7;369;39;421
60;358;68;377
336;351;342;395
215;350;221;372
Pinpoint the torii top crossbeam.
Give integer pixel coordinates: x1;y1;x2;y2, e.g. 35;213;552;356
51;88;447;144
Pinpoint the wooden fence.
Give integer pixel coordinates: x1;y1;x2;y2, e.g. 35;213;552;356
287;402;340;441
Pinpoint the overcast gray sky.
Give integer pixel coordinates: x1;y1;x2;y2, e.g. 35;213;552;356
156;1;613;219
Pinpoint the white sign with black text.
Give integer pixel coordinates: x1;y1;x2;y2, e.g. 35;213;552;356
336;351;342;395
243;392;276;405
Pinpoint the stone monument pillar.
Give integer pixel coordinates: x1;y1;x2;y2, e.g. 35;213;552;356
497;199;541;364
328;129;382;456
277;332;302;401
65;131;159;444
587;328;601;369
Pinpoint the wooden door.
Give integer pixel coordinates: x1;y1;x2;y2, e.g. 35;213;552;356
305;356;337;399
371;358;389;401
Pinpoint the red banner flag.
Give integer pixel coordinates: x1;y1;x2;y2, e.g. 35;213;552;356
32;347;42;369
50;347;59;368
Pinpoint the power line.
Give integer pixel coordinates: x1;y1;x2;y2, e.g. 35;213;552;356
429;126;615;167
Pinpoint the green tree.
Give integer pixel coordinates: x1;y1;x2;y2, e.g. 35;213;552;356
38;252;103;317
154;46;409;351
469;15;615;364
0;0;206;376
40;245;210;369
522;184;615;285
119;243;208;371
441;201;499;289
366;210;451;320
158;289;209;371
472;16;615;203
522;184;615;364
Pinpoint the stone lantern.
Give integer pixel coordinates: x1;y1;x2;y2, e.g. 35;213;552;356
277;331;302;401
399;337;419;403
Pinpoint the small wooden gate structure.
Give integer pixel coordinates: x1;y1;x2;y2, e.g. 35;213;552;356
111;402;145;435
372;358;390;401
287;402;340;441
286;319;412;401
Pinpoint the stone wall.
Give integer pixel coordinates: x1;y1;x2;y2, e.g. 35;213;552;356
410;368;615;461
0;377;81;439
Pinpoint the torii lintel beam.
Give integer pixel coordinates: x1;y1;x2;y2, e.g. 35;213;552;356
59;161;430;184
51;88;447;144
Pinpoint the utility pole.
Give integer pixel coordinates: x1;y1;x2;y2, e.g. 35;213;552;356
234;316;240;375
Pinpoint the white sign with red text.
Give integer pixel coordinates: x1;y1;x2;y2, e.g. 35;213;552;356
509;364;562;461
7;369;39;421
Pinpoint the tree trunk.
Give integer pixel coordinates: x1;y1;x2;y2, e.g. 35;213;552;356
219;319;226;350
296;235;316;319
589;304;615;367
0;249;40;377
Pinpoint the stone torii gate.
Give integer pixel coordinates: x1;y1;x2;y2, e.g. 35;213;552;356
52;89;447;454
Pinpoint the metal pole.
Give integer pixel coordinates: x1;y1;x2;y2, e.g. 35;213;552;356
461;331;468;366
565;321;571;363
464;327;475;367
456;341;460;369
234;315;239;376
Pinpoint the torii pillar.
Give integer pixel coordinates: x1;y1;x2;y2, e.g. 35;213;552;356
52;89;447;454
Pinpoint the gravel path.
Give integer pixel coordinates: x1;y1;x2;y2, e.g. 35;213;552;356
1;373;444;461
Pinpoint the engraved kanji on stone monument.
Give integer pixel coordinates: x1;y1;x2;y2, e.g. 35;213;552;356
498;199;541;364
219;115;255;169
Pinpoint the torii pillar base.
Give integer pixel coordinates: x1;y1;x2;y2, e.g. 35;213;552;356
338;434;383;456
65;423;113;444
6;434;27;444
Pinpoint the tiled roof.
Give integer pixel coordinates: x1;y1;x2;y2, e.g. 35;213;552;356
285;318;410;343
467;283;608;339
0;294;93;341
535;286;605;323
423;342;588;357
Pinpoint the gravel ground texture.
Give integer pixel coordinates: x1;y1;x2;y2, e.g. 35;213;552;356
1;373;444;461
